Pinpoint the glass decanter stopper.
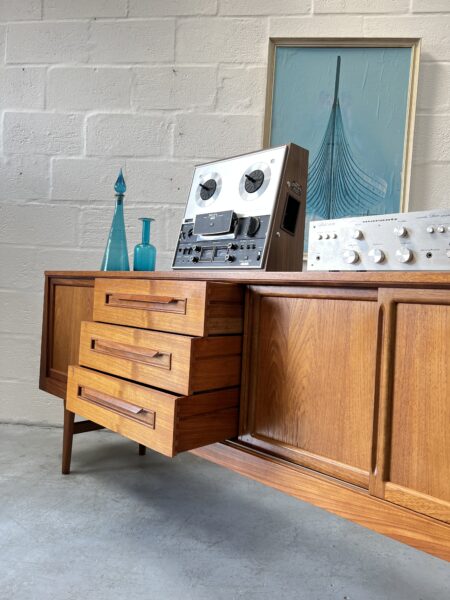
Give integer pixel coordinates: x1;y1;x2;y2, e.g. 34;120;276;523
100;169;130;271
134;218;156;271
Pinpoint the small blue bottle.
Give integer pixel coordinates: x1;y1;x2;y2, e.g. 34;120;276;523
100;169;130;271
134;218;156;271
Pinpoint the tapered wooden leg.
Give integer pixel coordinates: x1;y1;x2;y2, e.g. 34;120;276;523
138;444;146;456
62;406;75;475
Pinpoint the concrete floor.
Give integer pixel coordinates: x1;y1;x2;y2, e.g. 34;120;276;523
0;424;449;600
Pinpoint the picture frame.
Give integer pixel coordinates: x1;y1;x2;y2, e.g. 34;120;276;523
263;38;421;251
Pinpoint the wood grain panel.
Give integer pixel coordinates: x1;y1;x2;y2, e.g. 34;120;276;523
244;288;378;487
67;366;239;457
387;300;450;520
193;442;450;563
385;484;450;524
79;321;241;395
44;270;450;289
93;278;243;336
52;284;94;375
40;276;94;398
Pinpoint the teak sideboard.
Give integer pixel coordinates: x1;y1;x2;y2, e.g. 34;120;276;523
39;270;450;562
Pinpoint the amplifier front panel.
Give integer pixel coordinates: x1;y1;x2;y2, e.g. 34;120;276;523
307;210;450;271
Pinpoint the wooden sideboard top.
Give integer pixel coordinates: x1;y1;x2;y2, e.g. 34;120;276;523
45;270;450;288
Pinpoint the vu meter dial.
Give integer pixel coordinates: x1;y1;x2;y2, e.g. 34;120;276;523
195;172;221;207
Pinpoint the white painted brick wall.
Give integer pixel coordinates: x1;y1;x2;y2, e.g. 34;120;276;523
0;67;46;110
86;114;171;156
90;20;176;63
48;67;133;110
6;22;90;63
0;0;448;426
174;113;262;158
132;66;217;110
4;112;83;155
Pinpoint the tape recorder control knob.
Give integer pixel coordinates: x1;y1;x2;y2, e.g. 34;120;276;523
395;247;413;263
342;250;360;264
246;216;261;237
227;242;238;250
190;256;199;263
244;170;264;194
225;254;235;263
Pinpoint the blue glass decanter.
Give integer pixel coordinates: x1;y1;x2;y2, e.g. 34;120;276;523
134;218;156;271
100;169;130;271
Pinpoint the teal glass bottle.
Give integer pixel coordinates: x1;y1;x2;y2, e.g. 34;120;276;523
100;169;130;271
134;218;156;271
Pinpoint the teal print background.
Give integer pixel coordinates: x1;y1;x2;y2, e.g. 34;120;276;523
270;46;412;243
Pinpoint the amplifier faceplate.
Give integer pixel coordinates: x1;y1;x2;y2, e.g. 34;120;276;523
307;209;450;271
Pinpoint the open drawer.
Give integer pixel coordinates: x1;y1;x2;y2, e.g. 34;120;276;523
79;321;242;395
67;366;239;457
93;278;244;336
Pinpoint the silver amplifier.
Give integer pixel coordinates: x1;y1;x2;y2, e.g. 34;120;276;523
307;209;450;271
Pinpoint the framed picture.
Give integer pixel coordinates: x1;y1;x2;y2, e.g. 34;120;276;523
263;38;421;251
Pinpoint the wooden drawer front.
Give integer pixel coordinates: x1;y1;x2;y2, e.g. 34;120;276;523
67;366;239;457
93;278;243;336
79;321;242;395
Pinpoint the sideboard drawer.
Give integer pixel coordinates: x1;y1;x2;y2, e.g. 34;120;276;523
93;278;243;336
67;366;239;457
79;321;242;395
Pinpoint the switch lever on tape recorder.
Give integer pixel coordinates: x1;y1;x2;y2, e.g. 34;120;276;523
172;143;309;271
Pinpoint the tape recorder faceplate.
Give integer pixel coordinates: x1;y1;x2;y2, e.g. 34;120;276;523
172;144;309;271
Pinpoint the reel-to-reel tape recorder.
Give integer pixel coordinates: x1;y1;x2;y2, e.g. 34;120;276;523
172;144;309;271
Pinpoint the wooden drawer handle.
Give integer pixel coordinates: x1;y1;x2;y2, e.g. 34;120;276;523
105;293;187;314
91;338;171;370
78;386;155;428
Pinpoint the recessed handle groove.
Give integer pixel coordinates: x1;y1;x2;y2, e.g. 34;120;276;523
78;386;155;428
105;293;187;314
91;338;171;370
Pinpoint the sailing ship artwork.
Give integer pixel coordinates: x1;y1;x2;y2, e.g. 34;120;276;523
307;56;388;221
267;42;419;251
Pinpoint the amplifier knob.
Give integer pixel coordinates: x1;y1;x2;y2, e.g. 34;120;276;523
342;250;360;264
426;226;435;233
352;229;363;240
368;248;385;264
437;225;446;233
394;226;408;237
190;256;199;263
395;247;413;263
